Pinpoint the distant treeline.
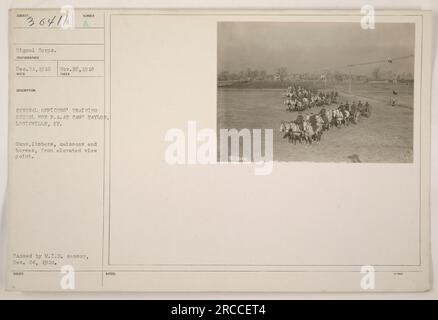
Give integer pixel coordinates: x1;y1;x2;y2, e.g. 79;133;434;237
218;67;414;82
218;69;271;81
218;79;414;90
218;79;326;90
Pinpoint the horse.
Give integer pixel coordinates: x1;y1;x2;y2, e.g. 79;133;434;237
341;109;350;126
280;121;303;144
280;121;291;138
284;99;294;112
320;108;332;131
296;101;304;111
350;109;361;124
288;122;303;144
309;115;324;142
326;109;333;128
314;114;324;140
361;103;372;118
333;109;344;128
302;120;316;144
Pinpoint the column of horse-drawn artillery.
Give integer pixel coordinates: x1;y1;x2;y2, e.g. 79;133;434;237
280;85;372;145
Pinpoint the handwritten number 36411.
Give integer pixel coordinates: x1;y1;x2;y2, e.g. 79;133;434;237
25;15;72;28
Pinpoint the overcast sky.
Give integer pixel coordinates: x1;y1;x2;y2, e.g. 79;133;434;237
218;22;415;75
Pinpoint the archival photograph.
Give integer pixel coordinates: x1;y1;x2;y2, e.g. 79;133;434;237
217;22;415;162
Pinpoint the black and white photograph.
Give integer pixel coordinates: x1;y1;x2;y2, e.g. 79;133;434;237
218;22;415;162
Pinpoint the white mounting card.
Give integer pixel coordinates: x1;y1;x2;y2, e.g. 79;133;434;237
6;9;432;292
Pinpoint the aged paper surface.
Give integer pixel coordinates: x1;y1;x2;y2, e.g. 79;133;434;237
6;9;431;291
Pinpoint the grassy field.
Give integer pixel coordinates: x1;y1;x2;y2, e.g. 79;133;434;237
217;82;413;163
333;81;414;109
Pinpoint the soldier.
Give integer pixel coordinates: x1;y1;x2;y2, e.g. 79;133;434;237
350;101;357;115
391;90;398;106
295;114;304;131
364;101;372;117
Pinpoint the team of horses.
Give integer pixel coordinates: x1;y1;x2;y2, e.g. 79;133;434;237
283;85;338;112
280;100;372;145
